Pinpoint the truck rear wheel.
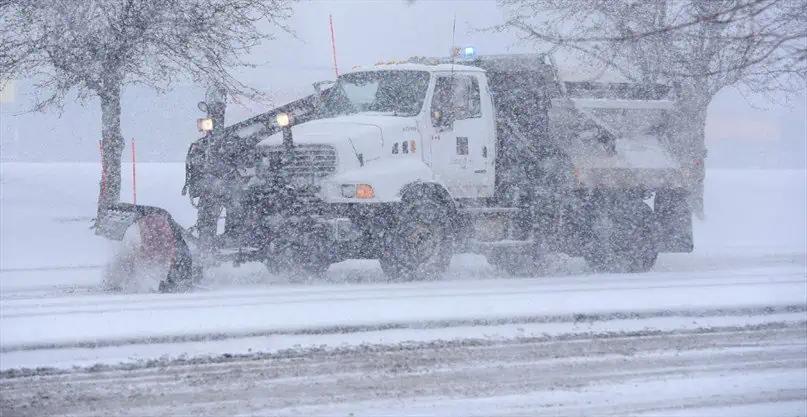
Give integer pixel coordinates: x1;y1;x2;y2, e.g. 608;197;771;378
585;200;658;273
380;194;452;281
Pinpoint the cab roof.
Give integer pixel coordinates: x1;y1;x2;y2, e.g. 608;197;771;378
346;62;485;74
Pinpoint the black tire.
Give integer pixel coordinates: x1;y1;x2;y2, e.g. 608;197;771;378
380;191;452;281
585;200;658;273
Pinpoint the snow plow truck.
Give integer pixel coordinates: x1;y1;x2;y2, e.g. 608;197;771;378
96;53;693;291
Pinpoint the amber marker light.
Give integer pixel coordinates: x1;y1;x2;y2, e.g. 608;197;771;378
356;184;375;199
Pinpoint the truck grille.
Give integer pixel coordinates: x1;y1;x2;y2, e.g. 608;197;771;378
259;144;337;183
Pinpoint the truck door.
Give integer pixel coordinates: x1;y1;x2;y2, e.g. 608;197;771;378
429;73;492;198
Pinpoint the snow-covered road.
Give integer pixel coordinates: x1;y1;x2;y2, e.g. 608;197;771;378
1;164;805;415
3;314;805;416
1;254;805;369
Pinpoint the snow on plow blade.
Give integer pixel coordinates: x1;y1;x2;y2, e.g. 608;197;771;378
95;203;197;292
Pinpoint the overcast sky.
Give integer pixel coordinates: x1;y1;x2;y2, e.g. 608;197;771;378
0;0;804;167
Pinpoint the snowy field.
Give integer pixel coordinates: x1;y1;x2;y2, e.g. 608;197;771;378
1;162;805;416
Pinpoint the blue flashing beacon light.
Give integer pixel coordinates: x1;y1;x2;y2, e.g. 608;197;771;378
452;46;477;61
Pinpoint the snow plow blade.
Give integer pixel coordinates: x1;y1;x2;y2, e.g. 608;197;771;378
95;203;197;292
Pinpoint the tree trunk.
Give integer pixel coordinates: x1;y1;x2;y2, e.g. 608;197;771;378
671;88;710;219
687;105;708;219
97;84;124;213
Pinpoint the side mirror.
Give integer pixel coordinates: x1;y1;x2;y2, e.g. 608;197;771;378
197;101;209;113
432;109;453;129
431;110;443;126
432;110;453;127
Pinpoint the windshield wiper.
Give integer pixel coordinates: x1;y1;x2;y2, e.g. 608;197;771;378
347;137;364;167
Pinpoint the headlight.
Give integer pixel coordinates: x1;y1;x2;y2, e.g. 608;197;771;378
197;117;213;132
276;112;291;127
340;184;375;199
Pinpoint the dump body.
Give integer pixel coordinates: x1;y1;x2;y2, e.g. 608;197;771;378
468;54;684;194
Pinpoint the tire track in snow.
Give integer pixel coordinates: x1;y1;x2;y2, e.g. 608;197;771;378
1;323;804;416
2;304;803;353
2;272;803;318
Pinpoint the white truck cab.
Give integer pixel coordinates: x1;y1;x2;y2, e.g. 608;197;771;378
256;63;497;203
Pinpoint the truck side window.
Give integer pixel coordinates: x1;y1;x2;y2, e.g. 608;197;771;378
431;77;454;127
431;75;481;127
459;77;481;119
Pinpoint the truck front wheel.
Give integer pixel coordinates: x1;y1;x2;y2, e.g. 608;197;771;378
585;200;658;273
380;194;452;281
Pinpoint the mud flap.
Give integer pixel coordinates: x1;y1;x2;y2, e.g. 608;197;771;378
96;203;197;292
654;189;694;253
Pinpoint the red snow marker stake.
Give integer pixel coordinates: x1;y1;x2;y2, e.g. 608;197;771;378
329;14;339;78
131;138;137;205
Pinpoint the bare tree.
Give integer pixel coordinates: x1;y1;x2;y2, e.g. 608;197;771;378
498;0;807;215
0;0;291;211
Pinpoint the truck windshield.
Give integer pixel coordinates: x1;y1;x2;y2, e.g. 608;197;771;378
319;70;430;117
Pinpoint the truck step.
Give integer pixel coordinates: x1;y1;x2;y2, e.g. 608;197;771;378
460;207;520;217
468;239;534;249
